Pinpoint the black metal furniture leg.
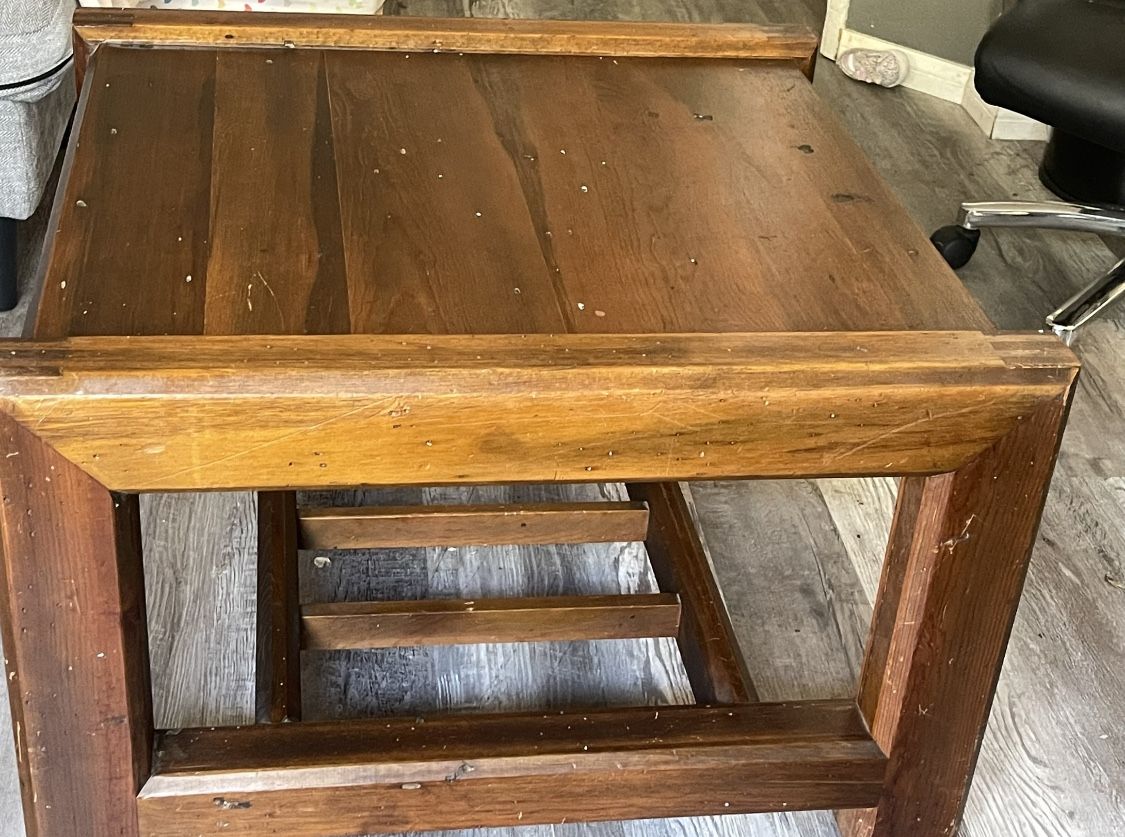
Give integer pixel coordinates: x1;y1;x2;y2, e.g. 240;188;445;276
0;218;17;312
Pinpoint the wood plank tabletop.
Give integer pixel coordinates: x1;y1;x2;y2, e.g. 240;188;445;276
31;44;993;339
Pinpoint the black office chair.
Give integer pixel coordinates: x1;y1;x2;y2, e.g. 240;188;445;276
931;0;1125;339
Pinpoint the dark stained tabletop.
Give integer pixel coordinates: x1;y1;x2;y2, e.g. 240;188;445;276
32;44;993;339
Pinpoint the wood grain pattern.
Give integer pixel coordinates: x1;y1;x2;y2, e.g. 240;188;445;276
203;50;350;335
34;43;995;339
0;333;1077;491
0;415;152;837
255;492;301;723
321;47;986;335
138;700;885;836
323;49;572;335
298;501;650;548
73;9;818;67
301;594;682;649
27;47;217;338
838;392;1075;837
628;482;757;704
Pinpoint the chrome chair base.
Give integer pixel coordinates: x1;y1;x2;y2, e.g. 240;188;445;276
1045;256;1125;343
934;200;1125;338
957;201;1125;237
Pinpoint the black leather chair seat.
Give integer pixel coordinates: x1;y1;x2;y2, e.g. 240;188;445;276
975;0;1125;155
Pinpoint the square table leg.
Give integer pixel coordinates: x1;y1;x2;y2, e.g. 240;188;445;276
0;416;152;837
255;491;301;724
838;396;1071;837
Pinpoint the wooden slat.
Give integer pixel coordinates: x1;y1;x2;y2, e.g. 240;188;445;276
298;501;649;549
26;47;218;338
628;482;757;704
201;50;351;334
138;700;885;835
300;594;681;650
323;49;572;336
73;10;819;68
255;491;301;723
0;332;1078;492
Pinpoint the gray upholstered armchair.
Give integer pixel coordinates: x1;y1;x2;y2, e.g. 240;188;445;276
0;0;76;311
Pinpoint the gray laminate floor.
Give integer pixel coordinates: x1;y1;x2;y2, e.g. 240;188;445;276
2;2;1123;836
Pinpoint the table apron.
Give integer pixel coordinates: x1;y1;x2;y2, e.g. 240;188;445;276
0;332;1077;491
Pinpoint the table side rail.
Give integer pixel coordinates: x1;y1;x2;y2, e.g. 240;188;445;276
72;9;818;66
138;700;884;835
0;331;1077;492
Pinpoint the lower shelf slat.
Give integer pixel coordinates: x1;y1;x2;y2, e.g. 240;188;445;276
298;501;651;549
140;700;886;836
300;593;682;650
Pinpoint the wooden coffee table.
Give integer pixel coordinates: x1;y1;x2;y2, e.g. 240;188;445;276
0;10;1078;837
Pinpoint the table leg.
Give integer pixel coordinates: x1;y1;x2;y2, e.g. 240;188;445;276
255;491;301;723
0;416;151;837
838;395;1072;837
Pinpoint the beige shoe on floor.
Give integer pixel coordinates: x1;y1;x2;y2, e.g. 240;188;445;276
837;48;910;88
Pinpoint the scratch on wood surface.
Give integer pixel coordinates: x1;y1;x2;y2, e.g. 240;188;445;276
32;400;62;430
148;402;381;483
824;402;989;465
252;271;286;329
212;797;251;810
445;761;476;782
941;515;977;554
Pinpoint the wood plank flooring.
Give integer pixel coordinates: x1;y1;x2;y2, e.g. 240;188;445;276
1;1;1123;836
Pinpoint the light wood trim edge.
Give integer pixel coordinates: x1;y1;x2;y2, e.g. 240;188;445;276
72;10;819;69
0;331;1071;372
0;332;1078;491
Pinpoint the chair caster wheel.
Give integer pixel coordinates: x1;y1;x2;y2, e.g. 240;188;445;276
930;225;981;269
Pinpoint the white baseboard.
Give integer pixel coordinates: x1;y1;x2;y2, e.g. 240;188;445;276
993;108;1051;142
960;76;998;135
960;72;1050;141
834;28;1050;142
821;0;851;60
